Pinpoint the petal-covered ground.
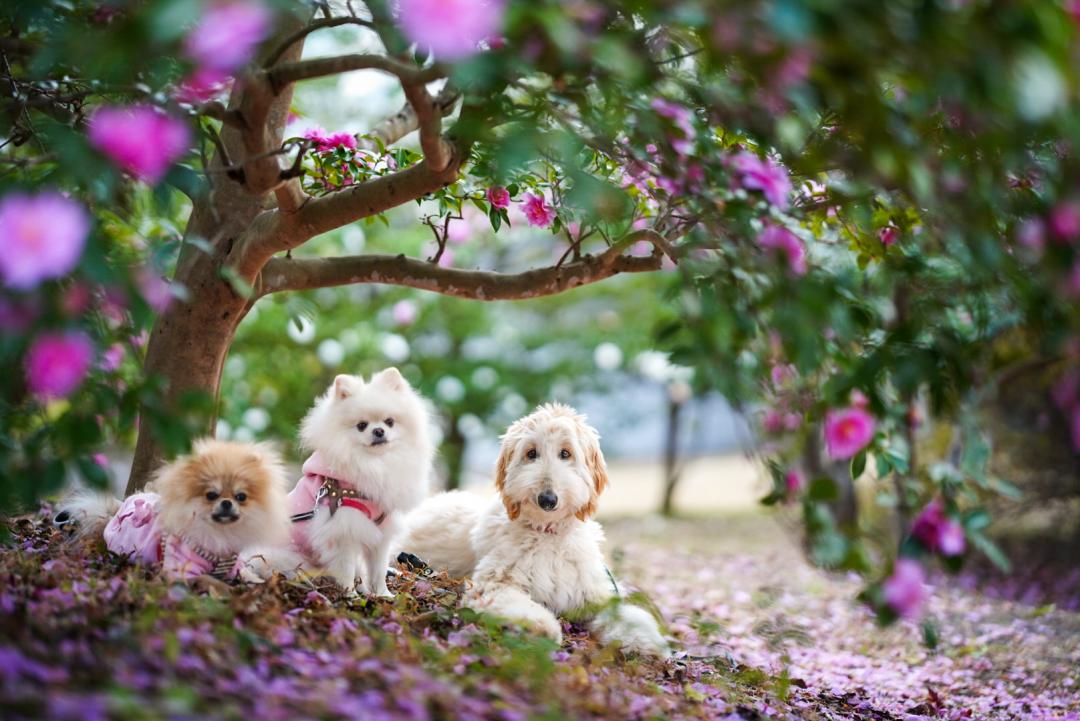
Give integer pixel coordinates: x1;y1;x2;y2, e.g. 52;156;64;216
1;509;1078;720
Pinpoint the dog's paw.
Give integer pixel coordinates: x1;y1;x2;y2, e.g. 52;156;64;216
238;567;267;585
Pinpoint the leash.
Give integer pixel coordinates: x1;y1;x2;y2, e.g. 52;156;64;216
289;476;386;525
604;565;621;598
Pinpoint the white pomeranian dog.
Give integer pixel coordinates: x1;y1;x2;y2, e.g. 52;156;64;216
284;367;434;597
399;403;670;656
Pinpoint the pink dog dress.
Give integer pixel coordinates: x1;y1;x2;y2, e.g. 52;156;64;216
287;451;386;562
103;492;242;580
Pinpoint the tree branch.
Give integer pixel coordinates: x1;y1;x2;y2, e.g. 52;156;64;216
257;245;665;300
263;16;375;69
361;84;460;150
401;81;453;171
265;54;444;93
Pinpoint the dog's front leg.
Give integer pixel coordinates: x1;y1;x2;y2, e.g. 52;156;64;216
360;517;398;598
323;549;359;596
467;583;563;644
589;602;671;657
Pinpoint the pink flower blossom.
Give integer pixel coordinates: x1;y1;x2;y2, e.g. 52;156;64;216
88;106;191;184
184;0;272;72
92;453;109;467
303;127;357;153
1048;201;1080;242
174;67;231;104
397;0;506;60
1016;218;1045;251
879;226;899;246
25;331;95;399
521;193;556;228
487;186;510;209
770;363;796;387
137;269;174;313
447;219;471;245
785;470;804;496
99;344;124;372
392;300;418;326
758;223;807;276
650;98;696;155
883;558;927;619
911;499;966;556
849;389;869;409
0;192;89;290
731;152;792;209
824;406;875;459
437;248;455;268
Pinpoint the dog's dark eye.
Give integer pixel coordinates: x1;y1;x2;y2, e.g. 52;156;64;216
234;492;247;503
559;449;572;460
357;421;368;432
385;418;394;428
526;448;538;460
205;491;220;501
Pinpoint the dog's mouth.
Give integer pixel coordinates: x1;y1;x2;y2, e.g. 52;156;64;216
211;511;240;524
369;437;389;447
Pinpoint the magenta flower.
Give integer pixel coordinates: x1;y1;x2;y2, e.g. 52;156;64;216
879;226;899;246
784;470;804;496
303;127;357;153
731;152;792;209
88;106;191;184
397;0;506;60
99;344;125;372
1048;201;1080;242
911;499;966;556
184;0;272;72
521;193;556;228
174;67;231;104
487;186;510;209
0;192;89;290
824;406;875;459
758;223;807;276
137;269;174;313
650;98;696;155
392;300;418;326
25;331;95;399
883;559;927;619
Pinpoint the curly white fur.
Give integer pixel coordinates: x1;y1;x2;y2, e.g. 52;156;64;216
400;403;670;656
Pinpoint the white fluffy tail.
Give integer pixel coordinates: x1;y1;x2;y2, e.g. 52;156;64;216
591;602;672;658
54;489;120;539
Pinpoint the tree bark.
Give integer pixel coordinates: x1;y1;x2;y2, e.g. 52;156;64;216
125;42;303;495
660;396;684;516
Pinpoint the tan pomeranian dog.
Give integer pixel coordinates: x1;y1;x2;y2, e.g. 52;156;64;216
57;438;291;582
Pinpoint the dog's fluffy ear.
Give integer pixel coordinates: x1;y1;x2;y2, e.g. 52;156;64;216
373;366;406;391
575;429;609;521
333;374;357;400
494;436;521;521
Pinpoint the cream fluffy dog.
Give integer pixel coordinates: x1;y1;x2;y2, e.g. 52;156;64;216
400;403;669;656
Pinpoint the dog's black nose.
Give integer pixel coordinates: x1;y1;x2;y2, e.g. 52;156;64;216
219;499;233;511
372;427;385;438
537;490;558;511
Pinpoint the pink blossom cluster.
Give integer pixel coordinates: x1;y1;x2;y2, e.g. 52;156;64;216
0;192;89;290
487;186;510;209
758;223;807;276
911;499;966;556
650;98;696;156
731;151;792;209
521;193;556;228
882;558;928;619
88;105;191;184
25;331;95;399
303;128;358;154
823;406;876;460
397;0;506;60
178;0;272;103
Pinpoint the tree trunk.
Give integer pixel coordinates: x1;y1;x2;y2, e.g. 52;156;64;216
125;43;303;495
442;415;466;491
660;396;684;516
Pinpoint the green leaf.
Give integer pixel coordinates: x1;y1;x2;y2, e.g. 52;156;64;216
807;476;839;502
76;456;109;490
218;267;254;299
850;451;867;479
969;531;1012;573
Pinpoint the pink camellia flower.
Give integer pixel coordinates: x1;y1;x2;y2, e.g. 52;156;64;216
397;0;506;60
487;186;510;209
174;67;231;104
303;127;357;153
92;453;109;468
521;193;556;228
883;558;927;619
0;192;89;290
824;406;876;459
650;98;696;155
849;389;869;409
392;299;418;326
879;226;899;246
911;499;966;556
184;0;272;72
758;223;807;276
1048;201;1080;242
785;470;804;496
137;269;174;313
25;331;95;399
88;106;191;184
99;343;125;372
731;151;792;209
